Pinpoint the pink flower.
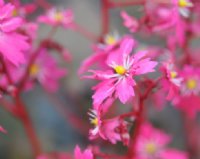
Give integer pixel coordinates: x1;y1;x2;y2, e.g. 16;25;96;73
121;11;139;33
88;109;129;145
161;62;183;100
134;123;188;159
28;49;66;92
85;37;157;106
102;32;121;47
78;34;126;75
38;8;74;28
145;3;176;32
11;0;37;17
0;126;6;134
74;145;93;159
0;0;29;66
175;66;200;118
180;66;200;96
145;1;188;47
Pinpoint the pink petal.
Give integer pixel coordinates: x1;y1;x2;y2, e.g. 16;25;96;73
116;78;135;104
120;37;134;55
92;79;115;106
1;17;22;32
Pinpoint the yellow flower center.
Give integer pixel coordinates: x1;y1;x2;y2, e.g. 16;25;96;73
12;9;18;16
30;64;39;76
90;118;98;126
145;143;157;155
54;12;63;21
105;35;117;45
178;0;190;7
114;65;126;75
170;71;177;79
186;79;197;90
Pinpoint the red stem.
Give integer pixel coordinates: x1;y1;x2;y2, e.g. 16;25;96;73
35;0;52;10
127;77;161;158
72;23;98;41
0;97;42;157
128;97;144;158
108;0;145;8
15;96;42;157
101;0;110;37
95;152;126;159
181;112;197;159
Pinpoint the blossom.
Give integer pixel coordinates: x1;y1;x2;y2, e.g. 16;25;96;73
11;0;37;17
103;32;120;47
180;66;200;96
38;8;74;28
0;0;29;66
88;109;129;145
145;3;176;32
0;126;6;133
85;37;157;106
175;66;200;118
134;123;188;159
121;11;139;33
28;49;66;92
78;34;127;75
145;1;187;47
161;62;183;100
74;145;93;159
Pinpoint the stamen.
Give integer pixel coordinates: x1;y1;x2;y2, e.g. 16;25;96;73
170;71;177;79
145;142;157;155
186;79;197;90
29;64;39;76
114;65;126;75
105;35;117;45
88;109;98;126
178;0;192;7
12;9;18;16
54;12;63;21
90;118;98;126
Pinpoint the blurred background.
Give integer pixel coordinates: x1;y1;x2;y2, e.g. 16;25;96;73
0;0;190;158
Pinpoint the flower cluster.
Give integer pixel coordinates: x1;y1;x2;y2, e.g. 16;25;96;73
0;0;200;159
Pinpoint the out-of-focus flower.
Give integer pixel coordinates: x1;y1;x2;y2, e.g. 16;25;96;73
78;34;128;75
0;0;29;66
121;11;139;33
28;49;66;92
180;66;200;96
0;126;6;133
134;123;188;159
74;145;93;159
38;8;74;28
103;32;120;46
161;62;183;100
175;66;200;118
11;0;37;17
